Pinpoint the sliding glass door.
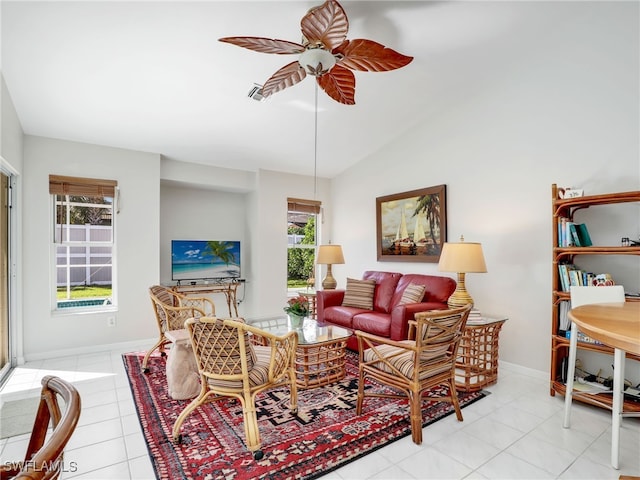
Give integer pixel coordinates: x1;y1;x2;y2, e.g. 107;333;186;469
0;172;10;384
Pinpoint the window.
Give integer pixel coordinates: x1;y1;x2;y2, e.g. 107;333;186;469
287;198;320;294
50;175;117;311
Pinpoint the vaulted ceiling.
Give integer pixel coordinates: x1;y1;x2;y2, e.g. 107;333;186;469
2;1;570;178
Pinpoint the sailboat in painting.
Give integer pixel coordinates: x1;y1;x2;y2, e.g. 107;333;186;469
393;206;414;254
413;213;430;254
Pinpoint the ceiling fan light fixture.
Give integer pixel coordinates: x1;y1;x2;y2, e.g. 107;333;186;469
219;0;413;104
298;47;336;76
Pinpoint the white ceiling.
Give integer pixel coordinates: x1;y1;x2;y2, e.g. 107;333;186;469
2;1;563;178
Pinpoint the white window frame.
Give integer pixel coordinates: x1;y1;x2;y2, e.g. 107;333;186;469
51;192;117;313
287;198;320;294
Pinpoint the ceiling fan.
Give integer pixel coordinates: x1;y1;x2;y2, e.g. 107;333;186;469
219;0;413;105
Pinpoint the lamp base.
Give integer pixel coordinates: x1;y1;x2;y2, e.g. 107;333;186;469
321;264;337;290
447;272;474;308
322;277;337;290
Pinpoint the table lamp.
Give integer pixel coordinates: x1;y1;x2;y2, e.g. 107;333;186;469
316;244;345;290
438;235;487;308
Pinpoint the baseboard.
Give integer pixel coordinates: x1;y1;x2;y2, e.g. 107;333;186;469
500;360;547;381
21;337;156;363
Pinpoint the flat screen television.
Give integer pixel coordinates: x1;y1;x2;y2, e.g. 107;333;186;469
171;240;241;281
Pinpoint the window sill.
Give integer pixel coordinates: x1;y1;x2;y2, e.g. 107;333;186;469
52;305;118;317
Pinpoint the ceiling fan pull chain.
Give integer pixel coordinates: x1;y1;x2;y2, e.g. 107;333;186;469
314;81;319;200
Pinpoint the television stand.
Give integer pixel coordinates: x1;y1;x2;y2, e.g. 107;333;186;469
171;281;239;317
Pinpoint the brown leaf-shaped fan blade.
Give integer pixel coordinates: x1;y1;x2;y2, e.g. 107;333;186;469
335;39;413;72
262;61;307;98
317;64;355;105
300;0;348;51
219;36;304;55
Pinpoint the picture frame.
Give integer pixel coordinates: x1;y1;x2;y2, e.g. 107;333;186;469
376;185;447;263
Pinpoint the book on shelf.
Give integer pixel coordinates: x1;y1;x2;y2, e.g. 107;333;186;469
557;218;592;247
574;223;592;247
558;300;570;331
565;329;604;346
556;263;611;291
569;223;581;247
558;217;573;247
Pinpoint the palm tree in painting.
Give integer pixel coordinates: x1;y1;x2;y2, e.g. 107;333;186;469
203;241;236;266
412;194;441;249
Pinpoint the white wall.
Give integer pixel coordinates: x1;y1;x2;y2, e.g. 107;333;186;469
159;183;249;312
247;169;331;319
22;136;161;358
1;76;22;167
330;2;640;376
158;164;331;320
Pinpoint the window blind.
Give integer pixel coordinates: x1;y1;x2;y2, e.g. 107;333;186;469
287;197;321;214
49;175;117;197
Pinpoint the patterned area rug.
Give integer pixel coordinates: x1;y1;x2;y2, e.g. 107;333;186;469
123;350;487;480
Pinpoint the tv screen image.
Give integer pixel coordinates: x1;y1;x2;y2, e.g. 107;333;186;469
171;240;241;281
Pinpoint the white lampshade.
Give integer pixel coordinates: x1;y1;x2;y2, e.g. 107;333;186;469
298;48;336;76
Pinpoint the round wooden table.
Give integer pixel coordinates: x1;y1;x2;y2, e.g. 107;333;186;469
566;302;640;469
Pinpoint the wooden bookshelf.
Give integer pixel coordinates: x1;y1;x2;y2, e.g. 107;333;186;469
550;184;640;413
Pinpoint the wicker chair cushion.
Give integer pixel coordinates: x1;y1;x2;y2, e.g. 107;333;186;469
398;283;426;305
151;286;174;305
416;313;461;345
342;278;376;310
193;318;256;374
207;345;271;389
363;342;450;379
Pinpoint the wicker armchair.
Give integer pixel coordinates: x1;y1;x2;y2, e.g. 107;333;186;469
355;304;472;445
172;316;298;460
144;285;216;373
0;376;81;480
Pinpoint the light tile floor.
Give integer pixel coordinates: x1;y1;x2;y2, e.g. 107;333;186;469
1;343;639;480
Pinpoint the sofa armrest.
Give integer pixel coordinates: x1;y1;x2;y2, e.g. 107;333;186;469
389;302;449;341
316;290;345;320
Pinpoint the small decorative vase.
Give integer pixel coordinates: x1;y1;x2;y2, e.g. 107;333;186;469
288;314;304;329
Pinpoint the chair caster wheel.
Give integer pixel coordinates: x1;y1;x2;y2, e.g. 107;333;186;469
291;408;298;415
143;368;150;374
253;450;264;460
161;352;167;357
173;434;182;445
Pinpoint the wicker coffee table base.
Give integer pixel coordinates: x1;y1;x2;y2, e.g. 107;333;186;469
295;338;348;389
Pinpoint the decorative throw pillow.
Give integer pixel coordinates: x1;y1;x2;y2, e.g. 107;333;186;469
342;278;376;310
398;283;426;305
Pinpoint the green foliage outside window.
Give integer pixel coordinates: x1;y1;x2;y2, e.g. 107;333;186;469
287;216;315;281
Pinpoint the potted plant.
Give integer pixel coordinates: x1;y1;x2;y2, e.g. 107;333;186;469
284;295;309;328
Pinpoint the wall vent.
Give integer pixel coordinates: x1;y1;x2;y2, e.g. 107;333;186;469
248;84;265;101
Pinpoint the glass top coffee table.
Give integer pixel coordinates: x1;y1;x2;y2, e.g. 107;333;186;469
250;317;352;389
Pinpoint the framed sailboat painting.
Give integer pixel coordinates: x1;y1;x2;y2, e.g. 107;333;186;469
376;185;447;263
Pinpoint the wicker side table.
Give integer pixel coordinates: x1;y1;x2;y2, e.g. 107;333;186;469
456;316;507;392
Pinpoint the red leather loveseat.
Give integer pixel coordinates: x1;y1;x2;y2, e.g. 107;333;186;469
316;270;456;350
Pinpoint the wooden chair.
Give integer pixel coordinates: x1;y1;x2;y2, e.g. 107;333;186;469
0;376;81;480
355;304;472;445
172;316;298;460
144;285;215;373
